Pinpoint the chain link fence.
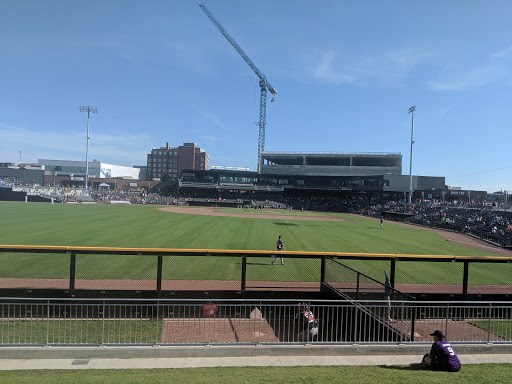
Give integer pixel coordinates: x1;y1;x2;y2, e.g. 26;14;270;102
245;255;321;292
0;247;510;298
0;251;69;290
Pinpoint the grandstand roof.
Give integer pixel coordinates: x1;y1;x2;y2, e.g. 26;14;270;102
260;152;402;177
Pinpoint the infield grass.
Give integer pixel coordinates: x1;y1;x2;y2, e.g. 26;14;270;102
0;364;511;384
0;202;509;285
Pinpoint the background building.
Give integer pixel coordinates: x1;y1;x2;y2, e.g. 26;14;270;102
38;159;142;180
260;151;402;177
146;142;209;181
0;163;45;185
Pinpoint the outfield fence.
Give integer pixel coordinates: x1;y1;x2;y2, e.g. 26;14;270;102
0;298;510;346
0;246;511;298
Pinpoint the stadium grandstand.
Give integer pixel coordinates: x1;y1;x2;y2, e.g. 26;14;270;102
148;151;511;248
155;151;446;211
260;151;402;176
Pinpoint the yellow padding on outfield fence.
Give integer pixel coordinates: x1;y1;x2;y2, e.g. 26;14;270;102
0;244;510;262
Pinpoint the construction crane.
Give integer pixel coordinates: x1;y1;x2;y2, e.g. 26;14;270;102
199;2;277;173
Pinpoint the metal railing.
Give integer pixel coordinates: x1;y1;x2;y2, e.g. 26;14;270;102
324;258;415;301
1;298;510;346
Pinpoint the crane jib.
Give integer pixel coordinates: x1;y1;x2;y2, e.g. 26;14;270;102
199;2;277;173
199;2;276;96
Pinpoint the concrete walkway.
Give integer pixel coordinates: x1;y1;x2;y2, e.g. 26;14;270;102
0;345;511;370
0;353;512;370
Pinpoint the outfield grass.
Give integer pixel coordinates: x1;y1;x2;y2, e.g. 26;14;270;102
1;202;505;254
0;202;509;284
470;320;512;341
0;364;511;384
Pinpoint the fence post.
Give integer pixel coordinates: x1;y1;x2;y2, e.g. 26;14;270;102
390;259;396;288
445;303;450;336
241;254;247;292
410;306;416;342
321;255;326;285
155;300;160;345
46;300;50;345
69;252;76;295
462;261;469;297
356;273;360;300
488;303;492;344
157;254;163;293
102;300;106;345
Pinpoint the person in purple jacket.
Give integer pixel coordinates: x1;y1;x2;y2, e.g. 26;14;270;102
422;330;461;372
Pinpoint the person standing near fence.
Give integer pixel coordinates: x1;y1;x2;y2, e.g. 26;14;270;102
384;270;393;322
420;330;461;372
272;235;285;265
296;302;318;342
380;217;384;228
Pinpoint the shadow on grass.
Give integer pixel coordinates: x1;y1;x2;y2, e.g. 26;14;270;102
379;364;425;371
246;262;274;266
274;222;299;226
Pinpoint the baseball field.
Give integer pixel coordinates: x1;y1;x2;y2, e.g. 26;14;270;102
0;201;510;286
1;202;511;381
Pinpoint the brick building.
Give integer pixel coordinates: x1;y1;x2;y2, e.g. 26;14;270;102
146;142;209;181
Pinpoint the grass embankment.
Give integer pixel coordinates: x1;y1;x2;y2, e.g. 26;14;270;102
0;364;511;384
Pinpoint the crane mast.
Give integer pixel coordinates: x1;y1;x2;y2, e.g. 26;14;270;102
199;2;277;173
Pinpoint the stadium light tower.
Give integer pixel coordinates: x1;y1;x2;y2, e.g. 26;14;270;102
408;105;416;204
79;106;97;189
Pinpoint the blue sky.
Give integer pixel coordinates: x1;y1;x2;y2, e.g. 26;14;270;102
1;0;511;193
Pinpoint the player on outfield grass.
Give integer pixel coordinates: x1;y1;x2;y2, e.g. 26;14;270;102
272;235;285;265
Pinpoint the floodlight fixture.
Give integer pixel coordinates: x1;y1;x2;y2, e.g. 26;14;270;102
79;105;98;189
408;106;416;204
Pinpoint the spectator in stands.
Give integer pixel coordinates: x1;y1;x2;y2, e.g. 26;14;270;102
384;271;393;322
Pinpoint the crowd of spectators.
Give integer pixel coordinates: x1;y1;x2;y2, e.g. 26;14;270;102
295;193;511;248
368;199;511;248
13;185;94;203
403;201;512;247
90;189;174;205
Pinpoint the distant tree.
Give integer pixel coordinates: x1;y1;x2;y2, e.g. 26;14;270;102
161;172;172;182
